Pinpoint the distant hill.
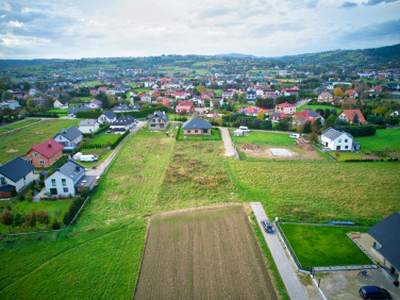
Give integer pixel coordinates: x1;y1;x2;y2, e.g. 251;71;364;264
273;44;400;65
214;53;256;59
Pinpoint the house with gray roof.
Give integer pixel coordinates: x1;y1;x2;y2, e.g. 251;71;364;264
0;157;36;196
98;110;117;124
110;115;136;133
78;119;100;134
53;126;83;150
112;104;140;113
367;212;400;282
45;160;86;197
321;127;355;151
182;118;212;135
148;111;169;130
68;105;92;117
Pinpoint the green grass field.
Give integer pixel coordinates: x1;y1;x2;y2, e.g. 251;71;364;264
355;128;400;156
331;151;364;161
85;134;120;147
296;104;339;113
0;119;80;164
0;119;41;134
279;224;371;269
232;130;294;145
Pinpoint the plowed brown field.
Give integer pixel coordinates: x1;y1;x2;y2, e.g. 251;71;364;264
134;205;277;300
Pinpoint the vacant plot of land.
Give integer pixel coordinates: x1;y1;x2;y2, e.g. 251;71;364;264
232;130;294;145
355;128;400;156
84;133;120;147
228;160;400;225
279;224;371;269
135;205;277;300
0;119;80;163
0;119;41;134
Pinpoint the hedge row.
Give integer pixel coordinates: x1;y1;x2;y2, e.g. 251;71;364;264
76;110;102;119
115;106;168;119
344;159;384;162
29;113;59;118
82;124;109;138
63;195;86;226
111;130;130;149
335;125;376;137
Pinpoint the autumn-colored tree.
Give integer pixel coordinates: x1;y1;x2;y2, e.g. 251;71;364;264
333;87;344;98
256;110;265;120
26;208;37;228
309;132;318;144
37;210;50;228
0;210;13;230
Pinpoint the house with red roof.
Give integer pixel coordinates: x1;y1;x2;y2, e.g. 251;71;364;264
270;112;289;123
24;138;64;168
98;86;108;93
275;102;296;115
238;106;269;117
176;100;195;113
338;109;366;124
345;89;358;98
293;109;325;126
281;87;299;97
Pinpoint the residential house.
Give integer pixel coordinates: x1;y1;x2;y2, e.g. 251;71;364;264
238;106;269;117
389;110;400;118
165;89;175;97
269;112;288;123
156;97;173;108
321;127;358;151
148;111;169;130
191;96;205;108
68;105;91;117
45;160;85;197
0;100;21;110
175;90;190;99
0;157;36;196
112;104;140;113
53;98;68;109
338;109;366;124
110;115;136;133
293;109;325;126
78;119;100;134
24;138;64;168
222;90;234;100
53;126;83;150
182;118;212;135
98;110;117;124
345;90;358;98
368;86;383;97
86;99;102;109
318;91;334;103
282;87;299;98
28;88;39;96
366;212;400;282
176;100;195;113
246;89;257;102
140;94;152;103
275;102;296;115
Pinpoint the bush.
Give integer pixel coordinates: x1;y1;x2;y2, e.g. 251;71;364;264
111;130;130;149
63;195;87;226
335;125;376;137
51;219;61;230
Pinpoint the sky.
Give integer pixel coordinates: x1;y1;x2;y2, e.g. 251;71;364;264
0;0;399;59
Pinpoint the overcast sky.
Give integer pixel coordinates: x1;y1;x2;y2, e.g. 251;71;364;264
0;0;399;59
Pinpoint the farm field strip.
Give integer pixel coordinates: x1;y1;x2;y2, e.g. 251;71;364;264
135;205;277;300
0;119;41;134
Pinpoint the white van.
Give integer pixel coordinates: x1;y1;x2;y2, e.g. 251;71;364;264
80;155;98;162
289;133;302;138
238;126;250;133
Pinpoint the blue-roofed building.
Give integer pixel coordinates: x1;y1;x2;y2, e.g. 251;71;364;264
148;111;169;130
182;118;211;135
53;126;83;150
0;157;36;196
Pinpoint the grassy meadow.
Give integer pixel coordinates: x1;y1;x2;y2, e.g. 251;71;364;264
0;119;80;163
0;119;41;134
297;104;339;113
279;224;371;268
84;133;120;147
232;130;294;145
355;128;400;156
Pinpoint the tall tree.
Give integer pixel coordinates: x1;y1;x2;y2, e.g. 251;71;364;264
256;110;265;120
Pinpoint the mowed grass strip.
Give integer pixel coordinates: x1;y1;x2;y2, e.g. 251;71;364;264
232;130;294;145
228;160;400;225
279;224;371;269
0;119;41;134
135;205;277;300
0;119;80;163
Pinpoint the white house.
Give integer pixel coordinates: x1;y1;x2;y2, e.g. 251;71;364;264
78;119;100;134
45;160;85;197
53;99;68;109
0;157;36;195
321;127;354;151
98;110;117;124
86;99;102;109
53;126;83;150
140;94;152;103
110;115;136;133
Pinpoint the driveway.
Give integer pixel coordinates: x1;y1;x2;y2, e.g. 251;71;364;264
251;202;308;300
219;127;237;157
296;98;312;107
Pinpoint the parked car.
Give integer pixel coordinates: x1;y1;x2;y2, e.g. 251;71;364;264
290;133;302;138
359;286;391;299
261;219;274;233
238;126;250;133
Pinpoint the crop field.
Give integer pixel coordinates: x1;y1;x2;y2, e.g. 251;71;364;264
228;160;400;226
0;119;80;163
355;128;400;156
279;224;371;269
135;205;277;300
0;119;41;134
232;130;294;145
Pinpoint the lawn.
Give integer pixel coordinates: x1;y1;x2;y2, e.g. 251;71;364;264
84;134;120;147
135;206;277;300
279;224;371;269
0;119;80;164
296;104;339;113
227;160;400;226
45;108;69;116
331;151;364;161
232;130;294;145
0;119;41;134
0;199;71;234
355;128;400;156
177;127;221;140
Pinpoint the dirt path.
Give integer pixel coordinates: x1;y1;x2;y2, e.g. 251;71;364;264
218;127;237;158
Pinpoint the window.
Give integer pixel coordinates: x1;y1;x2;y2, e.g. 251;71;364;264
345;139;348;143
34;152;39;157
0;177;5;185
195;130;198;133
39;160;44;164
153;119;156;122
63;187;69;193
150;124;155;127
203;129;208;134
187;130;191;133
51;179;56;186
345;146;348;149
62;179;66;186
338;139;342;143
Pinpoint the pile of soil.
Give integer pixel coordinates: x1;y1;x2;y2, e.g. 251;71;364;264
299;144;314;151
242;143;259;150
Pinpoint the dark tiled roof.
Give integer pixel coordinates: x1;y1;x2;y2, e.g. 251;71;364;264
68;105;91;114
59;160;85;181
148;111;169;122
55;126;82;141
182;118;211;130
0;157;35;182
111;115;136;126
368;212;400;271
321;127;353;140
102;110;117;119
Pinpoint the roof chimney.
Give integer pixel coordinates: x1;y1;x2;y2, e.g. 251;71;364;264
48;141;51;147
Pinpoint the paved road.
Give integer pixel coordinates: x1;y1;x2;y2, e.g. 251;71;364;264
251;202;308;300
219;127;237;157
296;98;312;108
